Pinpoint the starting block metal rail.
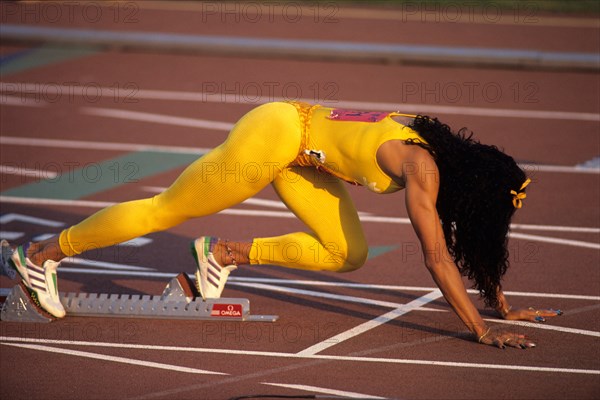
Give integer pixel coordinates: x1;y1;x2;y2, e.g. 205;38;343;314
0;273;278;323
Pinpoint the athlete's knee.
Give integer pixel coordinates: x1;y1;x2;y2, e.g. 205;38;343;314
323;239;369;273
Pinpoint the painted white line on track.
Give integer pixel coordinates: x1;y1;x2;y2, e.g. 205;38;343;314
231;281;444;312
485;319;600;338
262;382;386;399
0;165;58;179
64;257;155;272
0;196;116;208
1;337;598;375
81;107;234;131
508;232;600;250
2;82;598;121
0;136;209;154
521;163;600;175
296;290;443;356
0;95;46;108
0;231;24;240
1;135;598;175
31;233;58;242
0;212;64;227
231;277;600;301
1;196;598;241
5;266;598;302
510;224;600;233
232;281;600;339
1;342;228;375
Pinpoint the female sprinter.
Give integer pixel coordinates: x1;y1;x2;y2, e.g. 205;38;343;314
5;101;561;348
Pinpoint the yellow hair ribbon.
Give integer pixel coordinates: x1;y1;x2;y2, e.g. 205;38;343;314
510;178;531;209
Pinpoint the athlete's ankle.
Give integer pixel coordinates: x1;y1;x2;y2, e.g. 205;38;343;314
214;240;250;266
28;241;66;266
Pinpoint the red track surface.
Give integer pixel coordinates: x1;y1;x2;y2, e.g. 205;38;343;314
1;2;599;400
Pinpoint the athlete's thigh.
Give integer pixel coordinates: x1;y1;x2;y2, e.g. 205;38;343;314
272;166;366;250
156;102;302;217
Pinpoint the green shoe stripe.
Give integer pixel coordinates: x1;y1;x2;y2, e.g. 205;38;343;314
190;242;199;263
52;273;58;296
204;238;211;257
17;246;27;266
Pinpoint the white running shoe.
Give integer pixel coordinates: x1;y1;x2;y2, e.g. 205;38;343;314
191;236;237;300
9;243;66;318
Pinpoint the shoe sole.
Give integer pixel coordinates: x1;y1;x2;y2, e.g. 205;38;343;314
16;281;57;321
190;238;207;300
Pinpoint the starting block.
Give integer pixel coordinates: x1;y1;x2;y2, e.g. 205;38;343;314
0;273;278;323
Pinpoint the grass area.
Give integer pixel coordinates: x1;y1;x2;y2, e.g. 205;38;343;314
306;0;600;15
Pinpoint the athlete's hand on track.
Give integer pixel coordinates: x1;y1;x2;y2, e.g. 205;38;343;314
503;307;563;323
478;329;536;349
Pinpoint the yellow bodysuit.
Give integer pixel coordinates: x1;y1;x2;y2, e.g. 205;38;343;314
291;102;425;193
59;102;425;272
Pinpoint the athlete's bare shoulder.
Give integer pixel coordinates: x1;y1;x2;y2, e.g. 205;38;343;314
377;140;436;188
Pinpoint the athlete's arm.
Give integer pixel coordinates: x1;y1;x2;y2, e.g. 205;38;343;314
400;148;535;348
402;150;489;339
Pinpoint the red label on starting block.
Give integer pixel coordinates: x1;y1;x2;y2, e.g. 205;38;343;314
210;303;243;318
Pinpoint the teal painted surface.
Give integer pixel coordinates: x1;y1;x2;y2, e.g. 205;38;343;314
367;245;398;260
2;151;200;200
0;45;98;76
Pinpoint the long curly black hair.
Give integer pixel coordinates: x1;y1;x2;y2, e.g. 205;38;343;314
407;115;528;308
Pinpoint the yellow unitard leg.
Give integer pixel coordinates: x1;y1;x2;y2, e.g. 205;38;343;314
59;102;369;273
59;102;302;256
250;166;369;272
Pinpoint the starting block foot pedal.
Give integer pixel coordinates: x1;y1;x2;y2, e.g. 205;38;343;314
160;272;199;302
1;273;278;323
0;283;55;323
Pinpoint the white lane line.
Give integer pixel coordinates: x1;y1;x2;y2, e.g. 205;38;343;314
231;281;443;312
1;196;597;241
231;278;600;301
0;136;209;154
0;95;46;108
0;231;24;240
577;156;600;170
510;224;600;233
296;290;443;356
81;107;234;131
2;337;598;375
229;282;600;340
262;382;386;399
0;212;64;227
2;82;598;121
231;277;600;301
523;164;600;175
63;257;156;272
0;196;116;208
2;135;599;176
0;165;58;179
1;342;227;375
485;319;600;338
120;237;153;247
508;232;600;250
35;268;600;303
